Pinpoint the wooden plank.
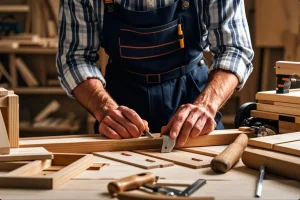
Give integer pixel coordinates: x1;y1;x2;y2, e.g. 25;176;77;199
248;132;300;149
134;149;213;169
15;58;39;87
279;121;300;132
178;147;220;157
257;103;300;117
52;153;88;166
7;94;19;148
5;160;51;177
0;161;28;171
0;109;10;154
19;129;253;153
256;89;300;104
242;147;300;181
49;154;93;189
93;151;174;169
275;61;300;75
0;147;53;162
274;101;300;108
9;54;17;88
34;100;60;122
273;141;300;157
0;5;30;12
251;110;300;124
0;62;13;86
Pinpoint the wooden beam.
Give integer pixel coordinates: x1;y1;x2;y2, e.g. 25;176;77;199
257;103;300;117
251;110;300;124
242;147;300;181
0;5;30;12
0;147;53;162
19;129;253;153
273;141;300;157
248;132;300;149
5;160;51;177
256;89;300;104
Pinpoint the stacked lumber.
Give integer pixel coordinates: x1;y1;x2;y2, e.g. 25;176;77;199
251;89;300;133
242;132;300;181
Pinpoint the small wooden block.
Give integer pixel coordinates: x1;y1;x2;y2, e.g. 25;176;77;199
273;141;300;157
248;132;300;149
0;109;10;154
134;149;213;169
238;127;252;131
0;88;8;97
93;151;174;169
0;147;52;162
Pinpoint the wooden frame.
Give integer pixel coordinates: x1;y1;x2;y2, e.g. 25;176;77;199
19;129;253;153
0;153;93;189
0;88;19;148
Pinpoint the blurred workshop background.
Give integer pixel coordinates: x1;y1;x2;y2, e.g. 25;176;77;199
0;0;299;137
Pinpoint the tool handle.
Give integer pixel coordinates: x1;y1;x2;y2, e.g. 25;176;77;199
210;133;248;173
107;172;156;196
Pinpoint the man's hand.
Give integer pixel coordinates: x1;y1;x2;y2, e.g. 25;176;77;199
99;106;149;139
164;104;216;146
162;69;239;147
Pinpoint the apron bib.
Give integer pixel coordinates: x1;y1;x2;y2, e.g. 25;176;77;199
95;0;224;133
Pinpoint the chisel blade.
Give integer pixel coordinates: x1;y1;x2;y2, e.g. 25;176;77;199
161;135;176;153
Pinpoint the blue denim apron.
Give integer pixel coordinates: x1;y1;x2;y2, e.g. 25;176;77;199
94;0;224;133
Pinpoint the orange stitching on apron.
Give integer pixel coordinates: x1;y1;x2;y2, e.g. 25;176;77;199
120;48;181;60
120;40;178;49
120;24;177;35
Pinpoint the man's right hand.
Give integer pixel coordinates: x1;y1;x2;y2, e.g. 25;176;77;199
99;106;149;139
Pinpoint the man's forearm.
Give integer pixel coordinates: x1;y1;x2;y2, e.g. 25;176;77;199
73;79;118;122
194;69;239;115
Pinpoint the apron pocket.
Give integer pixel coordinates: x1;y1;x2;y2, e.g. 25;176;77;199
119;18;184;60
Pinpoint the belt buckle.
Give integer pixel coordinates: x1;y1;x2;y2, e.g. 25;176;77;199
146;74;161;84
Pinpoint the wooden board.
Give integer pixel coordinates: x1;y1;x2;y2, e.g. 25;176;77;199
7;94;19;148
257;103;300;117
242;147;300;181
19;129;253;153
134;149;213;169
178;147;220;157
251;110;300;124
93;151;174;169
0;147;53;162
273;141;300;157
279;121;300;132
0;109;10;154
256;89;300;104
0;154;93;189
248;132;300;149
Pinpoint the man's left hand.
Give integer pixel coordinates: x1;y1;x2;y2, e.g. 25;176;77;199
164;103;216;147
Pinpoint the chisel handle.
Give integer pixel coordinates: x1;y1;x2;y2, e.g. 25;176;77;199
210;133;248;173
108;172;156;196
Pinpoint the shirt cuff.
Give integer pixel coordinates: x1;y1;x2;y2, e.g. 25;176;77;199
209;53;253;91
59;63;106;98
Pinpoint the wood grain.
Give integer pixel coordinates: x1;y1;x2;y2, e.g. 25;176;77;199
0;109;10;154
273;141;300;157
257;103;300;117
251;110;300;124
134;149;213;169
0;147;53;162
19;129;253;153
256;89;300;104
93;151;174;169
248;132;300;149
242;147;300;181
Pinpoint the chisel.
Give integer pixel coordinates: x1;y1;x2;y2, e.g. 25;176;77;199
255;165;265;198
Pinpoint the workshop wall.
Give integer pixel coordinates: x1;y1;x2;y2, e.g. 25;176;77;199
0;0;299;135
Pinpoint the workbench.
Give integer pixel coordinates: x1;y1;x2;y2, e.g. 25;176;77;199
0;146;299;200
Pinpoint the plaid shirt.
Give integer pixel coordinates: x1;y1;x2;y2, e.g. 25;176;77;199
57;0;254;97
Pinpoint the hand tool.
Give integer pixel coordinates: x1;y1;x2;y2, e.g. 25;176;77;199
143;129;176;153
108;172;207;197
117;192;215;200
255;165;265;198
210;133;248;173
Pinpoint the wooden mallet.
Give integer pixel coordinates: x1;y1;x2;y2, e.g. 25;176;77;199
210;133;248;173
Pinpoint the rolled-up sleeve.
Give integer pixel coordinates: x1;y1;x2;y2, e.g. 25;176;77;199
207;0;254;90
56;0;105;98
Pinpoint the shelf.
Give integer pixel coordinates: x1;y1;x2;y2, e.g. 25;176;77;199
13;87;65;95
0;5;30;12
20;124;80;132
0;47;57;54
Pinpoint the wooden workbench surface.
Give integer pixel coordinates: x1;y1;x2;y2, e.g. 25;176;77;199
0;146;299;200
